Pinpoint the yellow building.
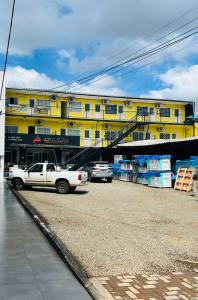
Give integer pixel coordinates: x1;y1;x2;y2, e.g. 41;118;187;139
5;87;195;166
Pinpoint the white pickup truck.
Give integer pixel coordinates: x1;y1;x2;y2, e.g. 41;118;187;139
10;163;88;194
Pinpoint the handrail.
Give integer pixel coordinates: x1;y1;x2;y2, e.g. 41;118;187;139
5;104;188;124
65;113;145;168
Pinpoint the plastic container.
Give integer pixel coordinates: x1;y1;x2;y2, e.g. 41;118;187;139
147;171;172;188
147;155;171;171
136;172;148;185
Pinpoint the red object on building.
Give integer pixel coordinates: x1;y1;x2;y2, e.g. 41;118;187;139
32;136;41;144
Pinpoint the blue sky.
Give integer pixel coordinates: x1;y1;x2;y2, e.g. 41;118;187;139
1;0;198;109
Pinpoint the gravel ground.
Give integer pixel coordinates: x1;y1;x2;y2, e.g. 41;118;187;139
19;181;198;277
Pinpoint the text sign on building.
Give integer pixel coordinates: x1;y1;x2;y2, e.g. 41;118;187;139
5;134;80;146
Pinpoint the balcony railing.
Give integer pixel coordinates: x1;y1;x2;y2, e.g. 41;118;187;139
5;104;189;124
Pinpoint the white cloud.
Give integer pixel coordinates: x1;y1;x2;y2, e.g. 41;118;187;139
5;66;125;96
0;0;197;56
5;66;64;89
141;64;198;110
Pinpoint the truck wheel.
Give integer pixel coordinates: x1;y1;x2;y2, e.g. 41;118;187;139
107;177;113;183
69;186;76;193
13;178;24;190
56;180;70;194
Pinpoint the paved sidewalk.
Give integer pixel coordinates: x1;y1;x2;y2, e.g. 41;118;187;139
0;182;92;300
98;272;198;299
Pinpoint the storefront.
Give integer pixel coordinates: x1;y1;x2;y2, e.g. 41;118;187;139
5;133;80;169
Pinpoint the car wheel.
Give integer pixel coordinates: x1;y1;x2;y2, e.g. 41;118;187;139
13;178;24;190
107;177;113;183
69;186;76;193
56;180;70;194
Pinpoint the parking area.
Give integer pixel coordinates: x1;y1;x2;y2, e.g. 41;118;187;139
18;181;198;278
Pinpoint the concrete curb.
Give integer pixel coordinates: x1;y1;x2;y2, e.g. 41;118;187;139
8;182;114;300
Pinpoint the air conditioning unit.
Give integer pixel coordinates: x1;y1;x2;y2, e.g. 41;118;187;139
36;120;44;126
155;103;162;108
102;99;109;105
104;124;110;130
125;100;132;106
68;121;75;127
50;95;57;101
68;96;75;103
158;127;164;132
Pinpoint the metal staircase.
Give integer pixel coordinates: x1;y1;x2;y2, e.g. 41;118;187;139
67;113;149;169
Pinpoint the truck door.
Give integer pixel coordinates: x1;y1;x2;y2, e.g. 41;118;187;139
46;163;55;185
26;164;46;185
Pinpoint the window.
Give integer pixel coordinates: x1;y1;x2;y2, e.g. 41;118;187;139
172;133;177;139
160;133;170;139
105;131;117;140
149;107;154;115
85;103;90;111
60;128;66;135
85;130;90;138
6;98;18;105
47;164;55;172
105;105;117;114
37;100;50;107
95;104;100;112
137;106;148;116
69;102;81;112
36;127;50;135
95;130;100;138
28;164;43;173
160;108;170;117
145;132;151;139
118;106;123;114
133;132;144;141
5;126;18;133
67;129;80;136
174;109;179;117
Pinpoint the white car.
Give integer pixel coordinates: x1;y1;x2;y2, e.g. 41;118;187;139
10;163;88;194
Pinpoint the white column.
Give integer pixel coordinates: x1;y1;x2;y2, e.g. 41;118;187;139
0;72;5;182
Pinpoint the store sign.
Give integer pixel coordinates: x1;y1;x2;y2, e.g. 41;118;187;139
5;133;80;146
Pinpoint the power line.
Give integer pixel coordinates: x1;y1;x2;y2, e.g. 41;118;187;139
46;6;198;92
0;0;16;101
72;37;198;94
66;26;198;92
53;21;198;93
10;4;198;100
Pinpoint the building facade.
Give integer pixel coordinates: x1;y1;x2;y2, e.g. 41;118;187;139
5;88;195;167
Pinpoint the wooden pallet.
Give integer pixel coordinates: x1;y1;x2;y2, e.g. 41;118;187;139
174;168;195;192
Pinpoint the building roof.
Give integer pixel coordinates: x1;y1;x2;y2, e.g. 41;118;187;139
6;87;194;105
118;136;198;147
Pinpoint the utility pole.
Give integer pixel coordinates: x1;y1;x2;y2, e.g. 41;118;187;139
0;72;5;182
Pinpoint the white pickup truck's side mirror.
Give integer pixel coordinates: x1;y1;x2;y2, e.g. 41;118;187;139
56;166;61;171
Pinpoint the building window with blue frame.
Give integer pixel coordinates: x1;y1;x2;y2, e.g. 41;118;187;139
85;130;90;138
105;105;117;114
160;133;170;139
160;108;170;117
137;106;148;116
69;102;82;112
133;132;144;141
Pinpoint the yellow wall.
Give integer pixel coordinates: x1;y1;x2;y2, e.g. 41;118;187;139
5;90;195;146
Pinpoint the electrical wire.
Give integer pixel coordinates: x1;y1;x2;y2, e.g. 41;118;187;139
0;0;16;101
8;5;198;99
65;26;198;92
